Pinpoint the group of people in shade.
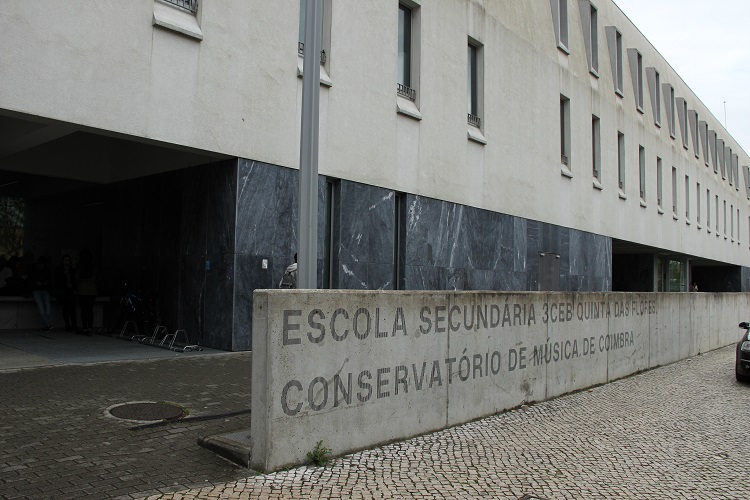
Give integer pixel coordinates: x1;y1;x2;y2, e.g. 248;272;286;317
0;249;98;333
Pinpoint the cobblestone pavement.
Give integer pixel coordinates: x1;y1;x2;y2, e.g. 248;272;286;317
2;345;749;499
143;346;749;500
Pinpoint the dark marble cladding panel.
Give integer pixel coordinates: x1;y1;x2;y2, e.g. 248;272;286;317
180;168;209;256
404;265;468;291
236;160;298;258
338;260;369;290
405;265;440;290
178;254;205;346
207;160;238;256
559;228;570;276
464;208;501;270
368;263;394;290
367;189;395;265
337;181;370;267
541;224;561;254
467;269;497;291
203;253;234;351
234;254;274;351
405;196;469;269
337;181;395;266
526;219;540;264
513;217;527;273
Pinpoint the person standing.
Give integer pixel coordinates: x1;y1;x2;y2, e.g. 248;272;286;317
31;256;53;331
279;253;298;289
76;249;97;335
55;254;77;331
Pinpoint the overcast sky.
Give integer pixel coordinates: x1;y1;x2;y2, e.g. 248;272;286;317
613;0;750;154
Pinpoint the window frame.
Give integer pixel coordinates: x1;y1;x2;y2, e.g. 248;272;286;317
656;156;663;211
579;1;599;75
605;27;624;96
551;0;570;53
617;132;626;196
560;94;572;170
592;114;602;186
396;1;422;119
639;145;646;203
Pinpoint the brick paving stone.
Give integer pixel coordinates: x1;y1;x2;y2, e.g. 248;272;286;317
3;345;750;498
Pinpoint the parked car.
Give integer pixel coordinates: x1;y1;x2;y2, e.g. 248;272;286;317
737;322;750;382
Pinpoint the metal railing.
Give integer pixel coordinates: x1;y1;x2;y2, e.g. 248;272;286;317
298;42;327;64
468;113;481;128
397;83;416;101
161;0;198;14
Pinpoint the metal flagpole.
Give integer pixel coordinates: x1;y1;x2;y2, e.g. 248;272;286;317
298;0;322;289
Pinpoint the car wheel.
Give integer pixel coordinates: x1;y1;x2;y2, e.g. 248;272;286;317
736;371;749;383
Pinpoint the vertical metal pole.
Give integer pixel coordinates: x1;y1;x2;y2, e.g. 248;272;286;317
298;0;322;289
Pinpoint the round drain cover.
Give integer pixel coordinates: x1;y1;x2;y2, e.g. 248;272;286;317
108;402;185;422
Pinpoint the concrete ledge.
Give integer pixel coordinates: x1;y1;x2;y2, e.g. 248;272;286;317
198;430;252;468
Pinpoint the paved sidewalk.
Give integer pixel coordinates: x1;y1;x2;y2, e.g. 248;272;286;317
145;346;749;500
2;340;748;499
1;349;252;499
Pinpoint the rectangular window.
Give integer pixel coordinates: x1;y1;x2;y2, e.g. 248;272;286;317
701;122;710;166
618;132;625;191
589;3;598;73
707;189;711;230
657;157;663;209
560;95;571;167
592;115;601;182
665;83;677;139
397;3;416;100
580;1;599;74
671;167;677;216
718;139;725;179
696;182;701;225
690;110;699;158
646;68;661;126
724;200;727;237
559;0;569;50
679;98;688;149
297;0;331;75
629;50;644;112
684;175;690;221
709;130;718;173
467;41;483;129
731;204;735;240
615;30;623;94
605;26;624;95
716;195;720;233
162;0;197;14
639;146;646;201
728;147;734;186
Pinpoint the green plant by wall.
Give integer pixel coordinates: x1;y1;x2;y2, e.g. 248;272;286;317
306;440;332;467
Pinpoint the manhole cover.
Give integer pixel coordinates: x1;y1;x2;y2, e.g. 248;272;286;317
107;402;185;422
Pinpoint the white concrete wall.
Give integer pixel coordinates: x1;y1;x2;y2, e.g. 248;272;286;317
251;290;749;471
2;1;749;267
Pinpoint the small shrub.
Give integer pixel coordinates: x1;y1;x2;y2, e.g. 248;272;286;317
306;440;332;467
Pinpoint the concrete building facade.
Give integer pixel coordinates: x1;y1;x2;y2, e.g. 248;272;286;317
1;0;749;350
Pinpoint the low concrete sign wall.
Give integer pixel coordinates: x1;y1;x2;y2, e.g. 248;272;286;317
251;291;749;471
